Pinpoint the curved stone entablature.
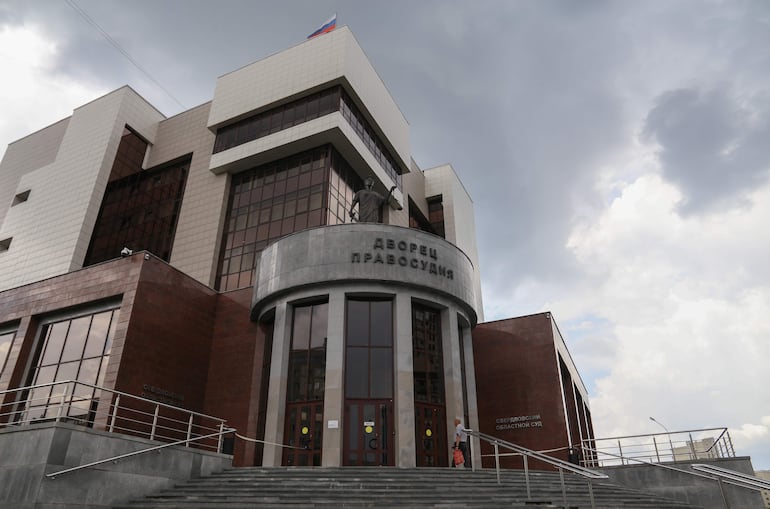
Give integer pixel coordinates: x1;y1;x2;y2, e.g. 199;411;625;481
251;224;478;325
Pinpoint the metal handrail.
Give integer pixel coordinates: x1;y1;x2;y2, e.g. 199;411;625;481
0;380;228;452
46;427;237;479
585;427;734;466
582;445;768;508
691;463;770;491
467;430;607;509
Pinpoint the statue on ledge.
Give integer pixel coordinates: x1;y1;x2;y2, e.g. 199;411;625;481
349;177;400;223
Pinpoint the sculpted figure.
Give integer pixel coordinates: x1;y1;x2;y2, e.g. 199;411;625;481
349;177;399;223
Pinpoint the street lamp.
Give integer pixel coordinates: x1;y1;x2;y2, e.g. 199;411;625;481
650;416;675;460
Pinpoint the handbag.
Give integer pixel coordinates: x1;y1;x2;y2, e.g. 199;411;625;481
453;447;465;466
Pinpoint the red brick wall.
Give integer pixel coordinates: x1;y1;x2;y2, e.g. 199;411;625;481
472;313;570;469
114;256;217;426
205;288;264;466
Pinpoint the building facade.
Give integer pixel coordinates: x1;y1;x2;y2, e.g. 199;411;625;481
0;27;591;469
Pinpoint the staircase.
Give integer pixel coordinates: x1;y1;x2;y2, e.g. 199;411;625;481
114;466;703;508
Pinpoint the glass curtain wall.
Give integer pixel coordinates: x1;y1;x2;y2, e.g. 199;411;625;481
217;145;361;291
23;307;118;424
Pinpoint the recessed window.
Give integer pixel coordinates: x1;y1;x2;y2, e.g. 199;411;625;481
0;238;11;252
12;190;30;206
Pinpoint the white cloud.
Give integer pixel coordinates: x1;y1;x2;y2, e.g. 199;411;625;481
553;160;770;468
0;24;105;156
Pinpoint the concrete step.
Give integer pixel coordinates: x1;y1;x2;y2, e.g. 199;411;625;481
113;467;704;509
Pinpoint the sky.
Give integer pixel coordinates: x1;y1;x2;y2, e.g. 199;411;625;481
1;0;769;470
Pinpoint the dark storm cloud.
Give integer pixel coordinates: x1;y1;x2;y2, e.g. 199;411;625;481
643;87;770;214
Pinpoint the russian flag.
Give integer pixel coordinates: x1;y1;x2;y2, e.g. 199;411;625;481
307;14;337;39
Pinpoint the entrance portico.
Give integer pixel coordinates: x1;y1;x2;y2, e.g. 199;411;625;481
252;224;480;468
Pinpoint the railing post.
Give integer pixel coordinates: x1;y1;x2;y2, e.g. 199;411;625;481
617;440;624;465
726;431;735;457
186;414;194;446
717;477;731;509
150;405;159;441
652;436;660;463
523;454;531;500
588;479;596;509
55;383;70;422
217;422;225;453
688;433;697;460
559;467;567;508
494;442;501;485
109;394;120;433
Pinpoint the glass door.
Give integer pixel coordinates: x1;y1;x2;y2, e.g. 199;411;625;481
344;400;394;466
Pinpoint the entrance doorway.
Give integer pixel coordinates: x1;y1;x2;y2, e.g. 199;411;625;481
283;402;323;466
415;403;447;467
343;299;395;466
343;400;394;466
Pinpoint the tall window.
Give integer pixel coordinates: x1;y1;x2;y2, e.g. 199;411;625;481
217;145;361;291
413;304;447;467
412;305;444;404
284;302;328;466
85;157;189;265
287;303;328;403
345;300;393;399
24;307;118;422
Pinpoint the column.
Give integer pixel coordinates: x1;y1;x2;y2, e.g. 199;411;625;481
441;306;464;450
261;300;292;466
394;292;416;467
461;322;481;467
321;289;346;466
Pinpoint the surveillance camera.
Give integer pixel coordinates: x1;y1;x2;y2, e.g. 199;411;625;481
120;247;133;257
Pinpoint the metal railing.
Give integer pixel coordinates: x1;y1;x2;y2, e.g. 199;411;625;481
0;380;230;453
467;430;608;509
580;444;770;508
583;427;734;467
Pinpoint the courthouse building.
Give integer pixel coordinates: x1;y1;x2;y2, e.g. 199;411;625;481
0;27;593;470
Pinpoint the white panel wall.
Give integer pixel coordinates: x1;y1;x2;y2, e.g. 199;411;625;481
0;87;164;291
208;26;410;171
145;103;225;287
424;164;484;321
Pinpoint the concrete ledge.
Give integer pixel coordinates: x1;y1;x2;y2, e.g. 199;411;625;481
600;457;764;509
0;422;232;508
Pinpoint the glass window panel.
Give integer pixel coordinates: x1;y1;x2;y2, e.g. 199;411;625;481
370;301;392;346
55;360;80;382
295;213;308;230
0;331;16;375
308;209;322;227
28;386;53;407
287;351;309;401
104;311;117;356
292;307;311;350
308;350;326;400
40;322;68;366
96;356;110;386
33;364;57;386
281;218;295;236
370;348;393;398
345;348;368;398
346;301;369;346
83;311;112;358
309;192;323;210
61;316;91;362
268;220;282;238
310;303;328;349
77;357;101;386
